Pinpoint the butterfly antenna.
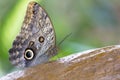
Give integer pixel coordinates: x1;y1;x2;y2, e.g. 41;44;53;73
58;33;72;46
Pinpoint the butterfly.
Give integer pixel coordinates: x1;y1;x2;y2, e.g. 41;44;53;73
9;1;57;68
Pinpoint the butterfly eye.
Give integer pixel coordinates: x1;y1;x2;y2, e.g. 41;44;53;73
24;49;34;60
39;36;44;43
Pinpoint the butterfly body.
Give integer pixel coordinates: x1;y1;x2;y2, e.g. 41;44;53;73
9;2;57;68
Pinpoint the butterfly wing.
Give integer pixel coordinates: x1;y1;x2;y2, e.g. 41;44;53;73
9;1;57;68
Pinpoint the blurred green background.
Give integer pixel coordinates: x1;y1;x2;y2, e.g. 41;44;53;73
0;0;120;77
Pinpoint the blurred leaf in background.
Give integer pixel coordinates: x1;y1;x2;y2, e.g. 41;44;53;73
0;0;120;77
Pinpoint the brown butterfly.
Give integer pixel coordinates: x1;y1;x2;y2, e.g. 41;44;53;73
9;1;57;68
